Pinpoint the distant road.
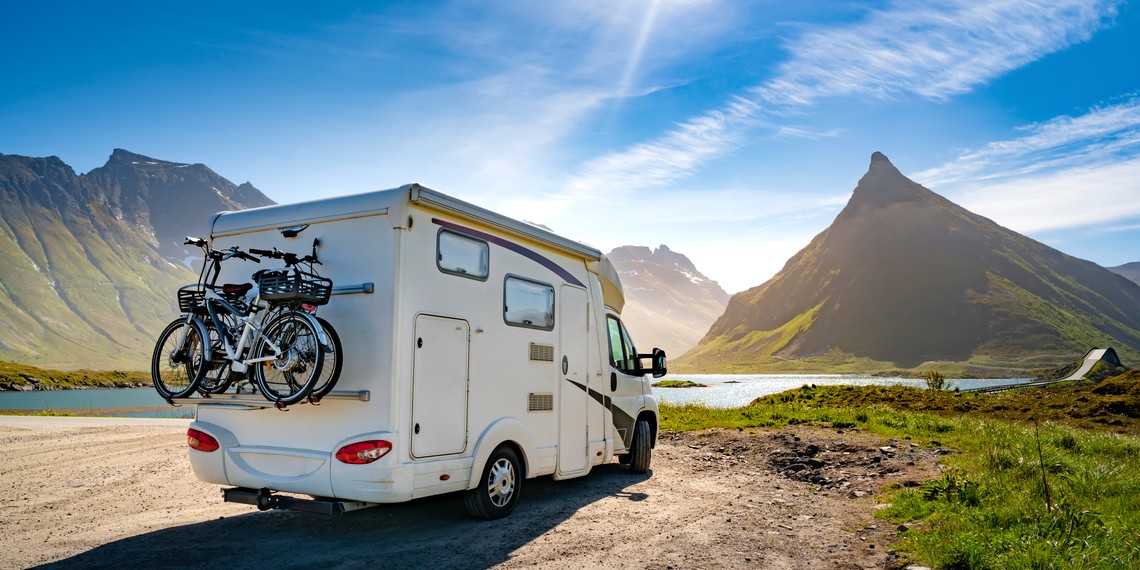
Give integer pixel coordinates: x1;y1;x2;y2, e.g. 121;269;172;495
0;415;189;428
1061;348;1110;382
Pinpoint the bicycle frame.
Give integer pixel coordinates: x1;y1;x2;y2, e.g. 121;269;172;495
198;288;282;374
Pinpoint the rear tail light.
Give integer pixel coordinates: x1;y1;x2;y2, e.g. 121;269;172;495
187;428;220;452
336;440;392;464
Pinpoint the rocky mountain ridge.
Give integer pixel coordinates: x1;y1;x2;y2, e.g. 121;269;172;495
0;150;273;369
678;152;1140;374
608;245;730;358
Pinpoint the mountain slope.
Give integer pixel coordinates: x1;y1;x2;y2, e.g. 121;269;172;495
1109;262;1140;285
608;245;730;357
0;150;274;369
678;152;1140;374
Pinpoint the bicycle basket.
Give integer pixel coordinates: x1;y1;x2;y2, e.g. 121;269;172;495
258;270;332;306
177;286;207;314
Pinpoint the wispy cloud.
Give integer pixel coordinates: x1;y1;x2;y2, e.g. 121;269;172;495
909;96;1140;234
757;0;1119;105
914;96;1140;186
950;155;1140;233
563;0;1121;196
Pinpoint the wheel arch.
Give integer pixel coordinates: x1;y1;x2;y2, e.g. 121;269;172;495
465;418;535;490
636;409;659;449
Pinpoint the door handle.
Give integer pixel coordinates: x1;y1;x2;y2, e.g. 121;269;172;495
414;423;421;434
610;372;617;392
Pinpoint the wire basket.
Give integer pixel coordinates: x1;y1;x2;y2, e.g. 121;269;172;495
258;270;332;306
178;287;207;314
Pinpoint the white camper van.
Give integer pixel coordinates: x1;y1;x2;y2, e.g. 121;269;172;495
183;184;666;518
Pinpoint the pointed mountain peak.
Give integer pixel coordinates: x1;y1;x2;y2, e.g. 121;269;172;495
106;149;185;167
848;151;932;208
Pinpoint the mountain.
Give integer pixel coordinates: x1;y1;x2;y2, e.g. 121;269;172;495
678;152;1140;375
1109;262;1140;285
608;245;730;358
0;150;274;369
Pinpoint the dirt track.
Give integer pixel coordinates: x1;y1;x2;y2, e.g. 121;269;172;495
0;418;944;569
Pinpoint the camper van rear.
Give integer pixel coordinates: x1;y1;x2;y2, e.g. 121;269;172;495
185;184;665;518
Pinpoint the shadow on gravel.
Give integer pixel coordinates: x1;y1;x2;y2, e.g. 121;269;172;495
35;464;651;570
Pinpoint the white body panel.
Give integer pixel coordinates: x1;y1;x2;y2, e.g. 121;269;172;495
188;184;658;505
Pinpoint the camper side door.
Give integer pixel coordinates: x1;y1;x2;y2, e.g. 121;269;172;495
605;314;644;450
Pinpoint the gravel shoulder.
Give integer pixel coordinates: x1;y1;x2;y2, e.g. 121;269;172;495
0;419;945;569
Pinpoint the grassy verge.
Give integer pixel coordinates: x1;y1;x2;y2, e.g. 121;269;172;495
0;361;150;391
659;374;1140;569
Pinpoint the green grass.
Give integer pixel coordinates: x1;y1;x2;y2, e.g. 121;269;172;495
0;361;150;390
659;376;1140;569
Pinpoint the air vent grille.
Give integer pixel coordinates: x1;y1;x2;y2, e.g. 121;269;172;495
529;343;554;362
528;393;554;412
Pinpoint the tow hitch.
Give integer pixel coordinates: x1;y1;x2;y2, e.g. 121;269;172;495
222;487;376;515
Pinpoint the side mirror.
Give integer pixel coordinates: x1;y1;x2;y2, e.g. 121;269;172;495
652;348;667;378
637;348;667;378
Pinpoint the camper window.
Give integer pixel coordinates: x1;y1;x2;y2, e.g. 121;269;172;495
606;316;639;375
504;275;554;330
438;229;489;280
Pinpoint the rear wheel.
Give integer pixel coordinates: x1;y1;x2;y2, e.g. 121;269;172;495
627;419;652;474
464;445;522;519
253;311;323;406
198;323;237;394
308;316;343;400
151;318;209;399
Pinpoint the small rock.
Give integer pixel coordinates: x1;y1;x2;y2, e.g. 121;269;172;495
879;446;896;455
898;523;911;532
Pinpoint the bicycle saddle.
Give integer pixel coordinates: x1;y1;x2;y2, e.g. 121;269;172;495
221;283;254;296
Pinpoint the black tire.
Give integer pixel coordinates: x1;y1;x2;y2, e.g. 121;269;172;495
197;323;236;394
628;419;652;474
151;318;209;399
253;311;324;406
464;445;523;519
308;316;343;400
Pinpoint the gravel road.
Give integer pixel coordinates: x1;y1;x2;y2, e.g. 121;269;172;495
0;417;943;569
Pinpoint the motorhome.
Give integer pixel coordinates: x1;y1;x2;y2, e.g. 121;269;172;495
182;184;666;518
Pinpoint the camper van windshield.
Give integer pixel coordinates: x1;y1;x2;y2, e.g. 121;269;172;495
606;316;639;375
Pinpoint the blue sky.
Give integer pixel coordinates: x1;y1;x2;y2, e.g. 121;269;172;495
3;0;1138;293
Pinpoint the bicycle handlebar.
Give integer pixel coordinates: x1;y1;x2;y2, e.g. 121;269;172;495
249;247;321;266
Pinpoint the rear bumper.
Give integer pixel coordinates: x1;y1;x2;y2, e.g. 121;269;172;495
188;421;418;503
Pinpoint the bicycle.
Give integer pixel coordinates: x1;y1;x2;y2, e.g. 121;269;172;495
151;238;328;407
246;246;343;402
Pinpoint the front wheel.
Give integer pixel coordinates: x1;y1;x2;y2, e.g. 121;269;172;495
252;311;324;406
151;317;209;399
627;419;652;474
464;445;523;519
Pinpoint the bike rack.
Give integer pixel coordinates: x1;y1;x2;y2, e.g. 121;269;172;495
331;282;373;295
169;389;370;409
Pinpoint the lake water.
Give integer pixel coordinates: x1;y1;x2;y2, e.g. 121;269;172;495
0;375;1030;417
0;388;194;418
652;374;1031;408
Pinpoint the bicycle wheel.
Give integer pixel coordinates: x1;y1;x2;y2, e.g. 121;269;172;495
308;316;343;400
151;317;209;399
197;321;239;394
252;311;324;406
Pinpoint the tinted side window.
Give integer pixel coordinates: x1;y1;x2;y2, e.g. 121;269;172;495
504;276;554;330
606;316;639;375
438;229;489;280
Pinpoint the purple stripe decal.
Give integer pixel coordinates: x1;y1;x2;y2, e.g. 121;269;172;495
432;218;585;287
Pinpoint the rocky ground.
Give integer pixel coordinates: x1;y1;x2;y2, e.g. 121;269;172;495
0;419;947;569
